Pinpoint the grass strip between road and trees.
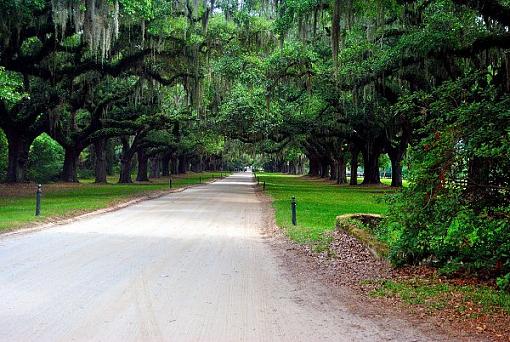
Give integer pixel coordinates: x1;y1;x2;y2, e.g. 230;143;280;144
368;278;510;315
256;173;392;243
0;172;227;232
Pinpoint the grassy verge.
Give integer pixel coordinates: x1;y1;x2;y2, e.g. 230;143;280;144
256;173;392;242
369;278;510;318
0;172;226;232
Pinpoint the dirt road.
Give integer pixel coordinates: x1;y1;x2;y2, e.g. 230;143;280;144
0;173;447;341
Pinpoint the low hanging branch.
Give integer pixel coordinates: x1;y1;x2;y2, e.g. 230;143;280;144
142;70;194;87
261;137;291;154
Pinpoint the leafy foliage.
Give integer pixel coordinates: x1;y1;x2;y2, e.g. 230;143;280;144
0;67;25;107
27;134;64;183
382;73;510;278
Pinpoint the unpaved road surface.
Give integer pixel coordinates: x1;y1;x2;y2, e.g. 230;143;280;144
0;173;448;341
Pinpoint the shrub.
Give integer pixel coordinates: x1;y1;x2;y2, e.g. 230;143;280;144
381;74;510;279
27;134;64;183
384;190;510;276
497;273;510;292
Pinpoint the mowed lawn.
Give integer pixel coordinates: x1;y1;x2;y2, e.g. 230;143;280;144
0;172;226;232
257;173;395;242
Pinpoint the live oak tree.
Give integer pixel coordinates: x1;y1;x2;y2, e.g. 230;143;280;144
0;0;223;183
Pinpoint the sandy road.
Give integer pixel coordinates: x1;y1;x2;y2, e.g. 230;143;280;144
0;172;446;341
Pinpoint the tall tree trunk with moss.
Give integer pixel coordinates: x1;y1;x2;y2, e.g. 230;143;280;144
94;138;107;183
136;149;149;182
161;153;171;177
337;154;347;184
388;148;404;187
150;157;160;178
119;157;133;184
118;137;134;184
178;155;187;174
171;155;179;175
330;160;337;180
350;145;359;185
361;142;382;185
105;140;115;176
61;145;81;183
320;159;330;178
308;156;320;176
4;130;34;183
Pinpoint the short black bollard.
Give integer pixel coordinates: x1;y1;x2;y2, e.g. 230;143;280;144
35;184;42;216
220;172;223;178
199;176;202;183
291;196;297;226
169;177;172;189
263;181;266;191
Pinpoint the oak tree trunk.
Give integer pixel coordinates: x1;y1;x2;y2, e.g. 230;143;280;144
171;156;179;175
337;155;347;184
118;158;133;183
94;139;107;183
5;131;32;183
320;159;330;178
61;146;80;183
308;157;320;176
118;138;134;184
178;155;187;174
388;149;404;187
330;161;337;181
150;157;160;178
105;140;115;176
136;150;149;182
161;154;171;177
362;146;381;185
350;147;359;185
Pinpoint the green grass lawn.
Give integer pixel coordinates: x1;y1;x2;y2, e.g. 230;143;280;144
256;173;394;242
0;172;227;232
369;278;510;315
